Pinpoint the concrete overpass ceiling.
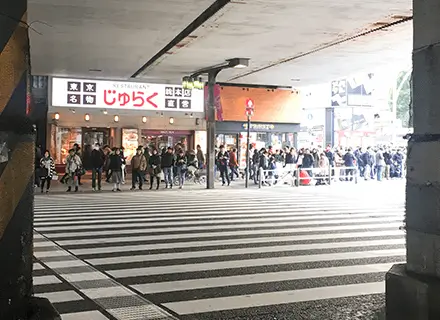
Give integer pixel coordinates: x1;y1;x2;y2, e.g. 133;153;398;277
135;0;412;86
28;0;412;86
236;21;413;87
28;0;219;79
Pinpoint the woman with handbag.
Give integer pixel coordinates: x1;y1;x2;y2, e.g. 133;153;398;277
175;149;187;189
148;148;161;190
39;150;56;193
108;147;123;192
65;148;82;192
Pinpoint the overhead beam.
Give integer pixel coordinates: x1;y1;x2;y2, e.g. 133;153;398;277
131;0;231;78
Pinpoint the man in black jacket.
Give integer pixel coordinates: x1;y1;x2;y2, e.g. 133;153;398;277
217;145;230;186
91;144;105;191
161;147;175;188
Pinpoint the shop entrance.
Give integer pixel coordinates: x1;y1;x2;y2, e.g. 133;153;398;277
141;130;193;153
82;128;110;169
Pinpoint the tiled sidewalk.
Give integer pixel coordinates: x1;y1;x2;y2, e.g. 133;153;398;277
33;233;178;320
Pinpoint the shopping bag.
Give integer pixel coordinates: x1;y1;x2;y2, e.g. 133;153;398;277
300;170;311;185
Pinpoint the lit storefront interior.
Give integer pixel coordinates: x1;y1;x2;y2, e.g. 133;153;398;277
48;110;206;166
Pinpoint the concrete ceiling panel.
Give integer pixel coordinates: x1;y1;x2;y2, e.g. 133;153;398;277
28;0;412;87
137;0;412;86
28;0;217;78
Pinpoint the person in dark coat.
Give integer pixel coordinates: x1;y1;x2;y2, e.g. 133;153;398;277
343;148;356;181
148;148;161;190
73;143;83;185
302;149;314;176
108;148;123;191
217;145;230;186
161;147;175;188
175;149;187;189
90;144;105;191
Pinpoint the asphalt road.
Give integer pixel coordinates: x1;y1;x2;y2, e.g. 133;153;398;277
33;180;405;320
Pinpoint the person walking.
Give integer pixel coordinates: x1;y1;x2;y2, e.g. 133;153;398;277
217;145;230;186
131;147;147;190
65;148;82;192
72;143;83;186
229;148;239;181
108;148;123;192
196;144;205;169
161;147;175;189
175;149;187;189
148;148;161;190
91;144;105;191
39;150;56;193
375;148;386;181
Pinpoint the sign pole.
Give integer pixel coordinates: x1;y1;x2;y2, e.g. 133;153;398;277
244;98;254;189
245;114;251;188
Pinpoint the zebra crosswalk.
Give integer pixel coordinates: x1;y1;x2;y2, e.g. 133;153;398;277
33;187;406;320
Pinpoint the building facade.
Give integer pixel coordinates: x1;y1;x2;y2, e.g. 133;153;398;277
212;85;301;168
47;77;206;166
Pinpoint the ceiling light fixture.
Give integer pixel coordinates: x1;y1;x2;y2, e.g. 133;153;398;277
102;109;108;115
84;114;90;122
54;112;60;120
227;58;250;69
114;115;119;122
169;117;174;125
182;58;249;90
142;116;147;123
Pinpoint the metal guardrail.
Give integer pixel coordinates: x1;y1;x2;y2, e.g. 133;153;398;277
258;166;358;188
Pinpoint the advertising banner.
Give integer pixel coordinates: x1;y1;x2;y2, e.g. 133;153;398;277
51;77;204;112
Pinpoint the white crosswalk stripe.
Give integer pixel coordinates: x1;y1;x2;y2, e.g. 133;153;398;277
33;187;406;319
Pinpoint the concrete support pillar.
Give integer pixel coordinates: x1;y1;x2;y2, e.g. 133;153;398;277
325;107;335;146
385;0;440;319
0;1;59;319
206;70;220;190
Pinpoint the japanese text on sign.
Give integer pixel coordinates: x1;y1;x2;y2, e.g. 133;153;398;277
104;90;159;108
242;123;275;130
53;78;204;112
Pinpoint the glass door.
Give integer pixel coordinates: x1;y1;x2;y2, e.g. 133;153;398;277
82;128;110;169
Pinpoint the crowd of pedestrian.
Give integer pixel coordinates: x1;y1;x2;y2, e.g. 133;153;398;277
33;142;405;193
54;143;207;192
247;144;406;186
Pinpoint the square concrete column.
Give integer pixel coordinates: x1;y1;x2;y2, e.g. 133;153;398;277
0;1;59;318
385;0;440;319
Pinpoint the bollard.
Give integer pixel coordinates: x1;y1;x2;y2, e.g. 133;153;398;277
295;167;300;187
258;167;263;189
328;165;332;185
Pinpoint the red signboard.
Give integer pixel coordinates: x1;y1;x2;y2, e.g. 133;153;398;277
245;98;254;116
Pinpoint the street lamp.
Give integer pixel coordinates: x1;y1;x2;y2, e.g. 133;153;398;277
183;58;250;189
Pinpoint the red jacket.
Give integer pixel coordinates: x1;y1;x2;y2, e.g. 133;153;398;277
229;151;238;167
